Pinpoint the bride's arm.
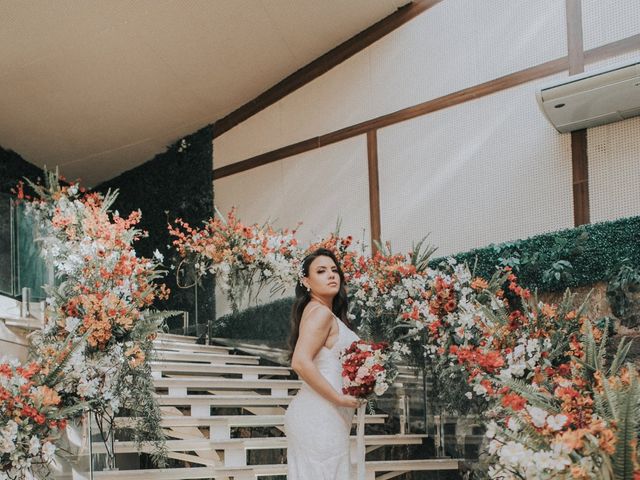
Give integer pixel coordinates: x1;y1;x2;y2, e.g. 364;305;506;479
291;308;359;408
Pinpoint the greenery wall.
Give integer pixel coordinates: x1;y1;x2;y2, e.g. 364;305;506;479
218;215;640;345
95;126;215;335
432;215;640;291
0;147;44;196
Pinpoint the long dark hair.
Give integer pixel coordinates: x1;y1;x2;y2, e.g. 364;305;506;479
288;248;350;355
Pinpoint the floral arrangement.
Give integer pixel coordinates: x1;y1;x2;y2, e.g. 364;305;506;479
1;170;173;475
481;321;639;479
168;207;300;311
0;335;85;480
341;340;397;399
166;207;640;477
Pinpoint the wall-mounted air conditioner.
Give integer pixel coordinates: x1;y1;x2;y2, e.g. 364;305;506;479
536;60;640;133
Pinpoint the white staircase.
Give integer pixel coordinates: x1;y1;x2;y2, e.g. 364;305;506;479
92;333;461;479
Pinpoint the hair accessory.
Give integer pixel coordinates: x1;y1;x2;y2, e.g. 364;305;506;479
296;262;306;285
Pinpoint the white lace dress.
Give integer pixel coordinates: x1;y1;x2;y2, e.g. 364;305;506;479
284;316;359;480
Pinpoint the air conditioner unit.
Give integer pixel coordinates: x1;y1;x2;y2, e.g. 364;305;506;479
536;60;640;133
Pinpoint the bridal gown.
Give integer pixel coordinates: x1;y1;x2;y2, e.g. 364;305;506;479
284;315;359;480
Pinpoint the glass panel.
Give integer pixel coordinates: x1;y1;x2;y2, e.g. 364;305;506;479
0;193;13;296
15;202;49;301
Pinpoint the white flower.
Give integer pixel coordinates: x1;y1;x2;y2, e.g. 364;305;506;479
525;405;548;428
153;249;164;262
485;421;497;439
65;316;81;332
374;382;388;396
507;417;521;432
465;391;473;399
546;414;568;431
42;441;56;462
28;436;41;455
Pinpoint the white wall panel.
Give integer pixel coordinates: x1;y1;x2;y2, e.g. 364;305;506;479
368;0;566;117
588;116;640;223
583;0;640;50
378;75;573;257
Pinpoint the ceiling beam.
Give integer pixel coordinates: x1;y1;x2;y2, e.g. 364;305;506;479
212;0;443;138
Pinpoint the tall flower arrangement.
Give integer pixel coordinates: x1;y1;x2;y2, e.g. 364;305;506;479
168;208;300;311
3;170;173;474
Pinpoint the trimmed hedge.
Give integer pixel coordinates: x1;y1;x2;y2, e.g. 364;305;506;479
431;215;640;291
215;297;294;347
219;216;640;343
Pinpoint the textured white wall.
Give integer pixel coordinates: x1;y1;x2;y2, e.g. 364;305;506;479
377;74;573;256
589;116;640;223
582;0;640;50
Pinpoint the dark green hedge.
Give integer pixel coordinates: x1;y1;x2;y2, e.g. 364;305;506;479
219;216;640;342
215;297;294;347
431;215;640;291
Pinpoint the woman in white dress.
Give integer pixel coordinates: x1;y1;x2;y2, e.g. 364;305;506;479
284;248;361;479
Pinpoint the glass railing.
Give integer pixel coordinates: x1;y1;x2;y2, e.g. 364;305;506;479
0;193;15;296
0;192;49;302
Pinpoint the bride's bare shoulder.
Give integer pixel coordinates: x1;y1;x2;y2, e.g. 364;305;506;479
301;302;334;328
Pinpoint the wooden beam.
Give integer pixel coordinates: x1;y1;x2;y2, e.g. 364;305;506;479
566;0;590;226
367;131;382;253
214;138;319;179
571;129;590;225
212;0;443;138
213;33;640;180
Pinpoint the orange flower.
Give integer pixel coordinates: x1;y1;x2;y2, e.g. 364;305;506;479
125;344;145;368
35;385;61;406
470;277;488;290
501;393;526;411
598;427;617;455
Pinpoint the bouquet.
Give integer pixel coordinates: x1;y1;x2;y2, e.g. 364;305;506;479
341;340;397;399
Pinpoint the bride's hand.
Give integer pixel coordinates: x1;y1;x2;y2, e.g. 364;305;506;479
336;394;362;408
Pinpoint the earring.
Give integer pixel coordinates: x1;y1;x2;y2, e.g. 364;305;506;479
306;286;311;292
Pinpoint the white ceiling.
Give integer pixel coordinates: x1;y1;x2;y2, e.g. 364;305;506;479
0;0;408;186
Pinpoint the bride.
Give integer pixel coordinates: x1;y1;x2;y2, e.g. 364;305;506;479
284;248;362;479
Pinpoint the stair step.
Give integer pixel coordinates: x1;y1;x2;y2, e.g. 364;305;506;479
91;458;459;479
151;362;292;377
153;340;232;354
153;377;301;394
156;351;260;365
93;467;214;479
93;434;427;454
367;458;460;472
115;413;387;428
157;333;200;343
155;394;293;407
